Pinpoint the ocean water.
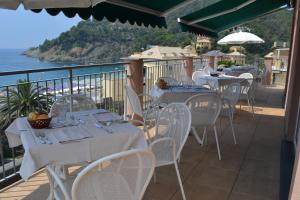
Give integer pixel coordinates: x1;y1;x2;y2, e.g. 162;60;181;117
0;49;124;86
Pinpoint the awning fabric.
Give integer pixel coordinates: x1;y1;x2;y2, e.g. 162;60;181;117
178;0;291;37
0;0;195;28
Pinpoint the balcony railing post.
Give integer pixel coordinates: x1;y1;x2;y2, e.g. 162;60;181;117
26;73;30;82
68;69;73;95
126;59;144;120
185;57;193;79
68;69;73;112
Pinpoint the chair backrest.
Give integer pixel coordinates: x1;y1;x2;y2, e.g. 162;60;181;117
72;149;155;200
192;71;208;86
157;77;178;86
248;78;258;99
248;68;259;77
124;85;143;118
50;94;97;117
239;73;254;94
153;103;191;160
203;66;214;75
222;83;241;106
239;73;253;86
185;93;222;126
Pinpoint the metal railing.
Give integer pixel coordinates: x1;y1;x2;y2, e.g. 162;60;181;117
0;57;205;189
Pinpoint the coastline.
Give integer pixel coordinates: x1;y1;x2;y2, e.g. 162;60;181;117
0;49;125;87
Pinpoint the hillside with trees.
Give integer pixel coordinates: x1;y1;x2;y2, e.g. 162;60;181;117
25;8;292;65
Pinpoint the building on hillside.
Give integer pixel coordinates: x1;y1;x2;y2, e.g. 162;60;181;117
202;50;228;69
127;46;200;92
196;36;212;50
128;45;197;60
229;46;245;53
264;47;289;86
273;41;288;48
227;51;246;65
183;45;197;55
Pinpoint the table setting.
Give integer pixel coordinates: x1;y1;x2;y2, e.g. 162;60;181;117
5;109;147;180
150;81;212;103
193;72;246;89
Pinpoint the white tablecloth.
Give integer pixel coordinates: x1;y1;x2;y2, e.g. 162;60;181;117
150;85;212;103
5;110;147;180
193;74;245;89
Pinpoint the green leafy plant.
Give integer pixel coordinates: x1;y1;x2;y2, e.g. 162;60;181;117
0;80;53;129
217;60;236;68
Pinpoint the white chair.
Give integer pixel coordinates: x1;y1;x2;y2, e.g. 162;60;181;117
124;85;154;121
157;77;179;86
192;71;210;88
50;94;97;117
220;83;242;144
203;66;214;75
149;103;191;200
46;149;155;200
238;73;255;118
185;94;222;160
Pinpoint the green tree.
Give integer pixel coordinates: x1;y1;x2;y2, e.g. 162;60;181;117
0;80;52;129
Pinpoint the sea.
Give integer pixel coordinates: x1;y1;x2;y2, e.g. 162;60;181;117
0;49;124;87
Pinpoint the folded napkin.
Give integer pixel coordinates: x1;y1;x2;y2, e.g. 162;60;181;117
33;125;92;144
16;117;31;131
149;85;164;98
93;112;122;122
67;109;107;118
170;87;208;93
219;74;239;79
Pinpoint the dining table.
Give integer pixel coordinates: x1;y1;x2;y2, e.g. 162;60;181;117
193;74;246;89
150;85;213;104
5;109;148;181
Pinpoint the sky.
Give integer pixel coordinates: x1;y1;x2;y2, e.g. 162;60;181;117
0;7;81;49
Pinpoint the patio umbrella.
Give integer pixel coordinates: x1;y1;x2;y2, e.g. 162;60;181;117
0;0;198;28
217;31;264;66
217;31;265;45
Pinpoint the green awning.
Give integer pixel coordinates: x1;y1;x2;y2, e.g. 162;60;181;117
178;0;291;37
30;0;196;28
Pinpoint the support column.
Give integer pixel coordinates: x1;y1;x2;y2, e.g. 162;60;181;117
285;0;300;142
126;59;144;120
185;57;193;79
263;57;273;85
285;2;297;104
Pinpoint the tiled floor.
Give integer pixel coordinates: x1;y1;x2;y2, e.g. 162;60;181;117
0;85;285;200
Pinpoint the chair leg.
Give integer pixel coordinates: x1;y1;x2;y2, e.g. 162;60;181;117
174;162;186;200
229;115;237;144
45;170;54;200
213;125;222;160
219;118;222;135
191;126;203;145
153;169;157;184
201;127;207;145
250;99;255;120
246;97;255;120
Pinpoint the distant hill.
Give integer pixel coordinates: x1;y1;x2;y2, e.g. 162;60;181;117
25;8;292;65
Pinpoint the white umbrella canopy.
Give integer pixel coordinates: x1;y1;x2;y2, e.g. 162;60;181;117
217;31;265;45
